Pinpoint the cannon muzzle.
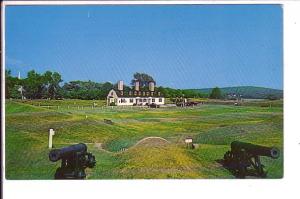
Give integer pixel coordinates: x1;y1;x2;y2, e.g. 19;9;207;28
231;141;280;159
49;143;87;162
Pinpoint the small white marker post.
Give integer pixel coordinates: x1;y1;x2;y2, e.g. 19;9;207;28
49;128;55;149
185;137;193;149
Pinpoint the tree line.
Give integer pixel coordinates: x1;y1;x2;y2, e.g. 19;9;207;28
5;70;63;99
6;70;222;100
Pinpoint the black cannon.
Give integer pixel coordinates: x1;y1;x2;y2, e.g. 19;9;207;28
49;143;96;179
223;141;280;178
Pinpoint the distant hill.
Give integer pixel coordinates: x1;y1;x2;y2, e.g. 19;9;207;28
187;86;283;99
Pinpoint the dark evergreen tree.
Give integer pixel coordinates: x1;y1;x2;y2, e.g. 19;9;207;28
131;72;155;88
209;87;222;99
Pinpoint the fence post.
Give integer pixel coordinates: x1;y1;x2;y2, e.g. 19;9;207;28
48;129;55;149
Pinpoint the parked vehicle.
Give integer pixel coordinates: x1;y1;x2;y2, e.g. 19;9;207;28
149;103;160;108
186;101;199;106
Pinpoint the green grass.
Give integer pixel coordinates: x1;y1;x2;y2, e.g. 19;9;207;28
5;100;46;114
119;144;203;179
5;100;283;179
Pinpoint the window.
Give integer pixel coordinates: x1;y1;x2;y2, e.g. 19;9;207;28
152;99;155;103
159;98;162;102
130;98;133;103
121;98;126;103
139;99;142;102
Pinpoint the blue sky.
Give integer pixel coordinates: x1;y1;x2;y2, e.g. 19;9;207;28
5;5;283;89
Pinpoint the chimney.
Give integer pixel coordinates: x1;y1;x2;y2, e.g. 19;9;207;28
134;80;140;91
149;81;155;92
118;80;124;91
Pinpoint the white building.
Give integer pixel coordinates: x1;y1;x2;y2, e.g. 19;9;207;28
18;71;26;100
107;80;165;106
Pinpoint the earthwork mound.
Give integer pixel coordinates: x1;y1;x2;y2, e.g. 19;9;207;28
132;137;170;148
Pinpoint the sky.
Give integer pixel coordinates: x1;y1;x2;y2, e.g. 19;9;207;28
5;5;283;89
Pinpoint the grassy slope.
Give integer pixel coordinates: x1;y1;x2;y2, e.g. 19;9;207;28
6;101;46;114
14;99;107;107
5;100;283;179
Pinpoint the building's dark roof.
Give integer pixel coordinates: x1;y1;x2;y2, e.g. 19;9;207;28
113;90;164;98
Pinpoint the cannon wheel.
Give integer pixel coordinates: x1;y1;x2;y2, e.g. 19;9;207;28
54;167;64;179
236;166;247;178
223;151;233;164
234;151;248;178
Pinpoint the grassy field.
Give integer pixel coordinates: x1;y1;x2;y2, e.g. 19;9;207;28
5;99;283;179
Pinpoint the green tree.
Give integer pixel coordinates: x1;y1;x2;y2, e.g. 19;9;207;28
5;69;21;99
62;81;113;100
209;87;222;99
131;72;155;88
42;71;53;98
47;72;63;99
20;70;63;99
23;70;45;99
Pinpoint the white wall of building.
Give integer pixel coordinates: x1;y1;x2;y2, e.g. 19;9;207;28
107;89;165;106
116;97;165;106
107;89;118;105
117;97;135;106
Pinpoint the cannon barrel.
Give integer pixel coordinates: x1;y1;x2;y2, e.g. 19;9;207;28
231;141;280;159
49;143;87;162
